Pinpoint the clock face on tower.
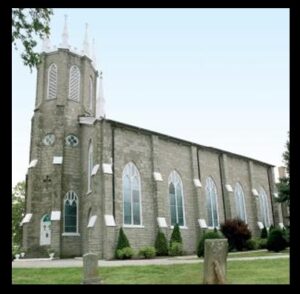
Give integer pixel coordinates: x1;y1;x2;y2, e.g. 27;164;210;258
42;133;55;146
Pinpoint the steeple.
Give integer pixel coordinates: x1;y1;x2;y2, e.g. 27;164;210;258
96;71;106;118
60;14;70;49
92;38;97;68
42;36;52;53
82;23;90;57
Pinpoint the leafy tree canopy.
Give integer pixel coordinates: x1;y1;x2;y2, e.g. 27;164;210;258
12;8;53;71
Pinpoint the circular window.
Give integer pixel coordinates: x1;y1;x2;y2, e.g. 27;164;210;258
65;134;79;147
43;133;55;146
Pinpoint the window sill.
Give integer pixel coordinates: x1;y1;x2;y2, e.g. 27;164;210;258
170;226;188;229
207;226;220;230
62;233;80;236
123;225;145;229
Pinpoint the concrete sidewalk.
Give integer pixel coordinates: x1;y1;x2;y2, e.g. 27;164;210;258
12;254;289;268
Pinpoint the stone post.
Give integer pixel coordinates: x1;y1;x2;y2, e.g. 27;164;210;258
82;253;101;284
203;239;228;284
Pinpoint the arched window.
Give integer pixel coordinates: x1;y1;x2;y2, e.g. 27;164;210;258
122;162;142;225
68;65;80;101
87;140;93;192
258;187;271;227
40;214;51;245
168;170;185;226
47;63;57;99
234;183;247;222
205;176;219;228
89;76;93;112
64;191;78;233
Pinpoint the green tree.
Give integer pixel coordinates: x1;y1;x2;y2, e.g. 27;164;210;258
154;229;168;256
170;223;182;246
115;227;130;258
276;133;290;207
12;8;53;71
12;181;26;250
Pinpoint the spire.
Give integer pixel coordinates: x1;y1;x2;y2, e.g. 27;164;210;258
96;71;106;119
61;14;70;49
82;23;90;57
42;36;52;52
92;38;97;67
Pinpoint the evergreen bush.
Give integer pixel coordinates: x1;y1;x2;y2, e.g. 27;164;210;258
266;228;288;252
220;218;251;251
139;246;156;259
154;230;169;256
260;227;268;239
115;227;131;258
170;223;182;246
116;247;134;259
245;239;259;250
197;230;222;257
168;242;183;256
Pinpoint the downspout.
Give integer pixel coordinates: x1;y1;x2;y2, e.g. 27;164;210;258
196;147;201;180
112;124;115;218
218;154;227;221
267;167;276;225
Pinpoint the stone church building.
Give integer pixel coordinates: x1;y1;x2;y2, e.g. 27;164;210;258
21;19;285;259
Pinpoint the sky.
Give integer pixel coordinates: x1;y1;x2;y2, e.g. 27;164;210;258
12;8;289;188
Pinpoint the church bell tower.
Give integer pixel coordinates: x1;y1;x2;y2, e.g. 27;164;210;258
21;16;104;257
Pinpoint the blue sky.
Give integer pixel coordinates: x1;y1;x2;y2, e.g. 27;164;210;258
12;8;289;187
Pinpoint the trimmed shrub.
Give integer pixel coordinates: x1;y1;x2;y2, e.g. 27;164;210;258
116;247;134;259
269;224;275;233
245;239;259;251
197;230;223;257
260;227;268;239
266;228;288;252
220;218;251;251
169;242;183;256
139;246;156;259
115;227;131;258
155;230;169;256
170;223;182;246
257;238;267;249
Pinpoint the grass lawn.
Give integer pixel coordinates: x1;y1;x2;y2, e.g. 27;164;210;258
12;258;289;284
227;249;289;258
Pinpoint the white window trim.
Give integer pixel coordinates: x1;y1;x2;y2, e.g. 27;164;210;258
68;65;80;101
62;232;81;236
122;162;143;226
234;182;247;223
170;225;188;230
168;170;186;227
258;187;271;228
123;225;145;229
47;63;57;100
205;176;220;228
63;191;79;234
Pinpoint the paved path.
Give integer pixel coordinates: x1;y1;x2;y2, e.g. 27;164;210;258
12;254;289;268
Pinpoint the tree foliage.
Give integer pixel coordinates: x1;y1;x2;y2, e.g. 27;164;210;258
115;227;130;258
12;181;25;249
170;223;182;246
12;8;53;71
276;133;290;206
154;229;168;256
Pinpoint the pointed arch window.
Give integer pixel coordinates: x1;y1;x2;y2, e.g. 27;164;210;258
122;162;142;226
168;170;185;226
68;65;80;101
234;183;247;222
89;76;93;112
47;63;57;99
205;176;219;228
64;191;78;233
258;187;271;227
87;140;93;193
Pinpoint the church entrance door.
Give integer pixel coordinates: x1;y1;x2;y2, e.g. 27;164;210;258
40;214;51;245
